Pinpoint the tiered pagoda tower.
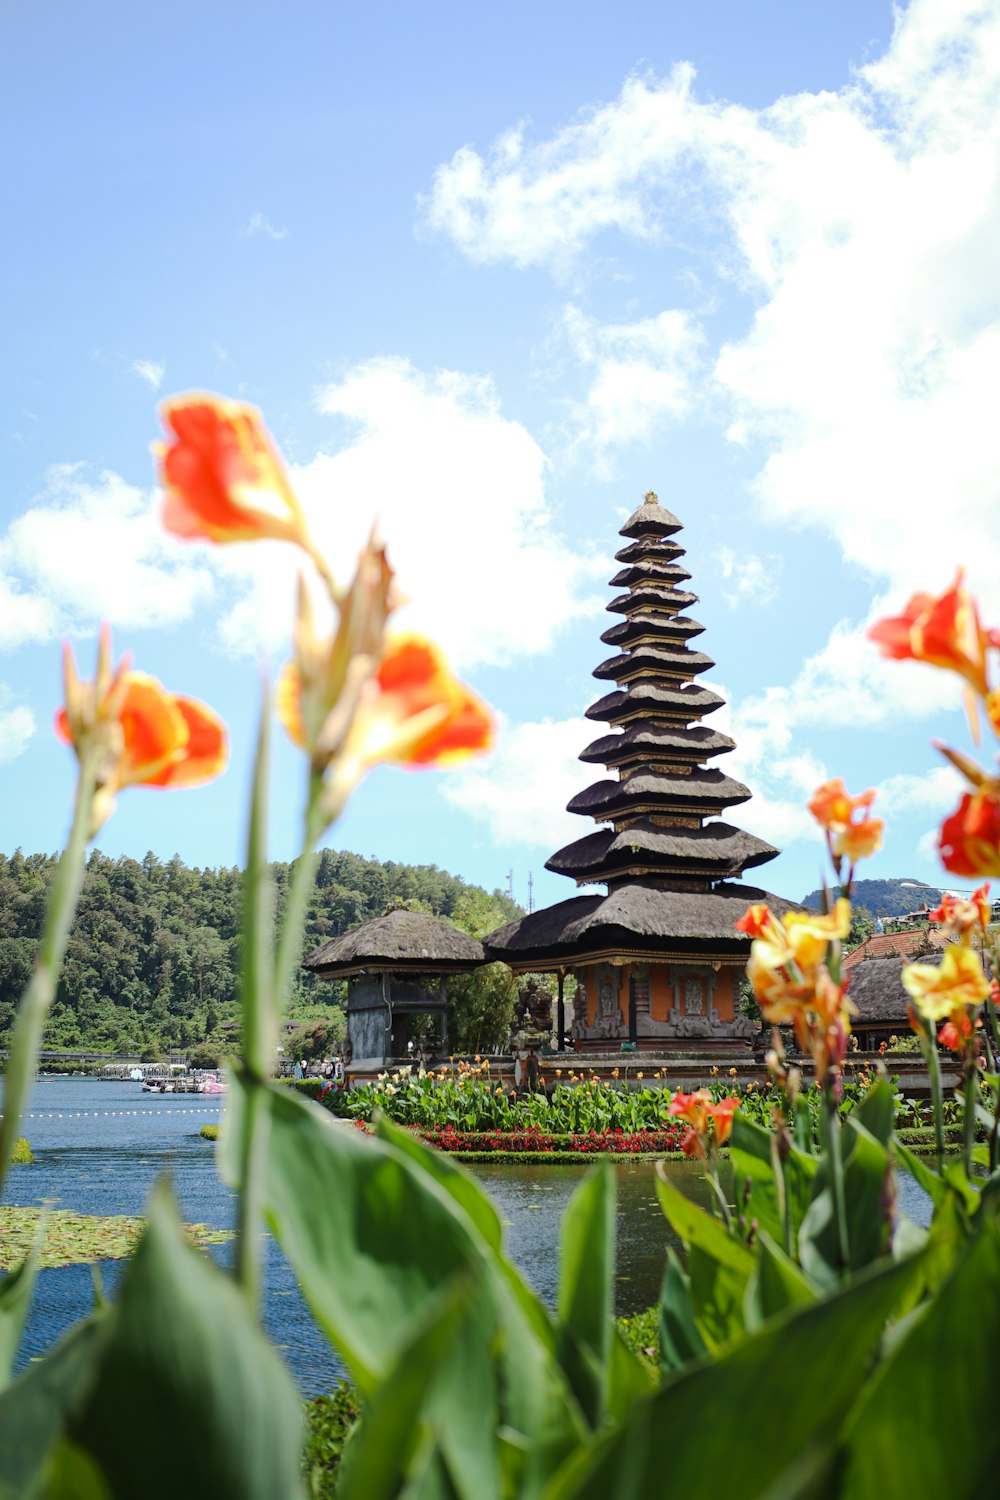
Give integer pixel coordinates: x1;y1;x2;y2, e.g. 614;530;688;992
485;492;800;1052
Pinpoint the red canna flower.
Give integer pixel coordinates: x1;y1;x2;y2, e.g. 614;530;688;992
708;1096;739;1146
938;788;1000;878
868;571;993;698
927;883;991;936
157;394;309;548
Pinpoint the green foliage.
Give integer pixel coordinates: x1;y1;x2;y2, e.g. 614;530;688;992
801;876;942;917
445;890;520;1053
302;1382;360;1499
8;1138;32;1166
0;1204;232;1270
200;1124;219;1141
286;1016;346;1063
0;847;520;1054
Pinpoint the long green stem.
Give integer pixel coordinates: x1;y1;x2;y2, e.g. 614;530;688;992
0;757;95;1199
273;780;324;1011
823;1085;850;1272
771;1132;792;1257
926;1030;946;1173
962;1054;976;1180
235;691;275;1315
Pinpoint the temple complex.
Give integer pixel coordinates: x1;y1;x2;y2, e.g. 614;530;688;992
485;493;800;1052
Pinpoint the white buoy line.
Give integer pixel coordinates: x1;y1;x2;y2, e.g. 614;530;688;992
1;1107;224;1119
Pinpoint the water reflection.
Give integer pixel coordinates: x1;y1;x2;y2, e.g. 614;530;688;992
3;1079;931;1396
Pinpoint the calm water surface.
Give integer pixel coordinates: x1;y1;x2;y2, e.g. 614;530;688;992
3;1078;930;1396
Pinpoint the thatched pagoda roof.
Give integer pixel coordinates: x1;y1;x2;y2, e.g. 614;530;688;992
607;587;699;615
546;822;778;884
593;646;716;682
580;724;735;765
620;496;683;538
485;883;801;968
610;561;692;589
602;613;706;647
484;491;791;962
303;909;484;979
615;537;686;564
585;683;726;723
567;769;752;819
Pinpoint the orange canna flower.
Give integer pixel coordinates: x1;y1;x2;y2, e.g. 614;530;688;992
938;788;1000;878
56;629;227;836
808;778;874;830
901;943;990;1024
708;1096;739;1146
157;394;309;548
278;632;493;826
807;778;883;863
868;571;993;698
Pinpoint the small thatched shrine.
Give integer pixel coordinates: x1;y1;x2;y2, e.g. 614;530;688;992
303;909;484;1067
485;493;800;1051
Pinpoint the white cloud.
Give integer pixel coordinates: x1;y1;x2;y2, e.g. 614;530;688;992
296;358;598;670
875;763;963;819
131;359;164;391
0;692;34;763
427;0;1000;710
242;212;288;241
442;714;594;851
714;547;777;608
0;466;215;641
559;304;703;465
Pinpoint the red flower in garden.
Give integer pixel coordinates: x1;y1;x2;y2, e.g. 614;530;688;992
868;571;994;698
928;883;991;935
938;789;1000;878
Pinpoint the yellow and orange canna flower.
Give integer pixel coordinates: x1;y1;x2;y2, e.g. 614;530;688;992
157;394;309;548
278;632;493;825
901;943;990;1025
928;883;991;937
938;787;1000;878
807;778;883;863
56;629;227;835
744;899;852;1007
868;570;994;699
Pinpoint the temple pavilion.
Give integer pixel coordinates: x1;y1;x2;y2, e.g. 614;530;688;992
484;493;800;1052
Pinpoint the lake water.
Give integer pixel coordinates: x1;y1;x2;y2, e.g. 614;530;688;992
3;1078;930;1397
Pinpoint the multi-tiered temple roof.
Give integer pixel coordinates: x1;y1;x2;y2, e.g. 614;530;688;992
485;494;798;968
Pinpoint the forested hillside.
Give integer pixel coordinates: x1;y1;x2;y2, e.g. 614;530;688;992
0;848;521;1053
801;877;943;917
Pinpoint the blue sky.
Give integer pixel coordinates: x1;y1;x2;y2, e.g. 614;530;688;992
3;0;999;909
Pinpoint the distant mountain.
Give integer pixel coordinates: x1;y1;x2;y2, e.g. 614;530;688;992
801;878;944;918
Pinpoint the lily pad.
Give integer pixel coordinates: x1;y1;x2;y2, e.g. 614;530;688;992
0;1207;232;1271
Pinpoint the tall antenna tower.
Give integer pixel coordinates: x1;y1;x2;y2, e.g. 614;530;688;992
506;868;514;902
527;871;534;913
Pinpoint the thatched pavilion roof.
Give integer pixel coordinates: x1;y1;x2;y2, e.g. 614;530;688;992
304;909;484;979
844;954;939;1025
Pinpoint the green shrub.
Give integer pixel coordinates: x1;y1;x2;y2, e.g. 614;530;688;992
302;1381;360;1499
9;1137;33;1165
200;1124;219;1142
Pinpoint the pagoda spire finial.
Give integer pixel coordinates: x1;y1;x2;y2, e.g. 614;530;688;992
644;490;659;506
